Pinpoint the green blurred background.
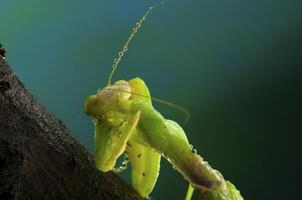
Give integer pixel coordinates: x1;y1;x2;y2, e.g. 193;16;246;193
1;0;301;199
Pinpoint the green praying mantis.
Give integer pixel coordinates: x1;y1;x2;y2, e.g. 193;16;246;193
84;5;244;200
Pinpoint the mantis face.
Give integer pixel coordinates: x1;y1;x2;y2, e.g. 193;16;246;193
84;80;132;117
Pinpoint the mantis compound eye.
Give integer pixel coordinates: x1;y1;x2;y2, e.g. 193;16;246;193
84;81;132;117
84;95;101;116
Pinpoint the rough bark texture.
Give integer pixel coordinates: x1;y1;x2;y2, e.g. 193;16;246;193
0;55;142;200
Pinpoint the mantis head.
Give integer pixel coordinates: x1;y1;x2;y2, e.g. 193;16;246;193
84;80;132;117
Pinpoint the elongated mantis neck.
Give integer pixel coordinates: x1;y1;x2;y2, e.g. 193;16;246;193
107;5;156;86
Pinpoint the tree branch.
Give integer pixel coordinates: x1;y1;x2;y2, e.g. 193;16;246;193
0;55;142;200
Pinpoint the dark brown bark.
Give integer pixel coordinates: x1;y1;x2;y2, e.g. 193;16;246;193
0;55;142;200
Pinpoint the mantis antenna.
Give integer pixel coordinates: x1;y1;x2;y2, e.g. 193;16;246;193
106;2;190;123
107;5;157;86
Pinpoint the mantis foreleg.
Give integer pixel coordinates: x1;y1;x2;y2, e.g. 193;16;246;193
127;130;161;198
94;111;140;172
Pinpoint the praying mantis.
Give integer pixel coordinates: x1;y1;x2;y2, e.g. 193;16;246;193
84;5;244;200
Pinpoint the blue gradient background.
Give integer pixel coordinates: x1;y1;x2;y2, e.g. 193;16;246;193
1;0;301;199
